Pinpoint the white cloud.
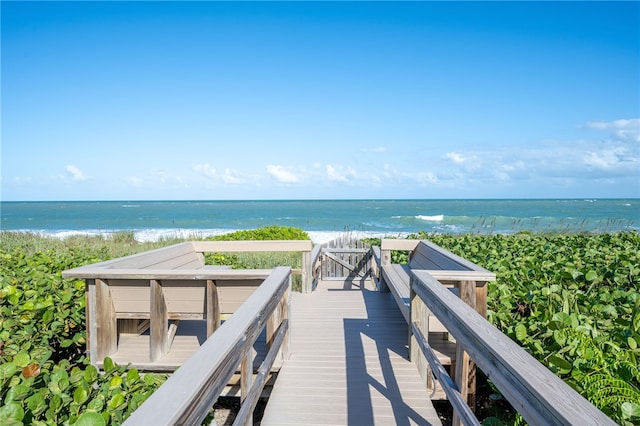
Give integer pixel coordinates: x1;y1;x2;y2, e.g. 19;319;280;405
361;146;387;153
326;164;356;182
193;163;217;178
267;165;299;183
222;168;242;184
413;171;439;186
444;152;465;164
126;177;144;187
585;118;640;142
65;165;87;181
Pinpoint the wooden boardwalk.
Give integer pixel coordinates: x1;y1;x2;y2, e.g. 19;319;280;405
260;279;442;426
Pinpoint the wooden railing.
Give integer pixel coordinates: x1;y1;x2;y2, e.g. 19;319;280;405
190;240;313;293
410;269;615;426
62;240;313;370
370;245;382;290
123;266;292;426
310;243;323;290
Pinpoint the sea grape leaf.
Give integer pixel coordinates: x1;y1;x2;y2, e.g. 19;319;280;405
102;357;115;373
26;392;47;416
6;384;31;402
86;396;105;412
109;375;122;389
126;368;139;385
84;365;98;384
548;355;572;374
74;412;106;426
621;402;640;419
108;393;126;411
13;351;30;368
515;324;527;342
73;385;89;404
0;402;25;421
585;270;599;282
0;362;18;384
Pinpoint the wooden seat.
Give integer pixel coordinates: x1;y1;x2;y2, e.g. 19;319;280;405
379;239;495;396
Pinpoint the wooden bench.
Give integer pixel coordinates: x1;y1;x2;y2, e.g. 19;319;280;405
380;239;496;399
62;240;312;371
380;240;495;321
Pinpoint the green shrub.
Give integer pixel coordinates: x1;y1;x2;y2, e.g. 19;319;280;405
207;226;310;241
0;227;312;425
419;231;640;424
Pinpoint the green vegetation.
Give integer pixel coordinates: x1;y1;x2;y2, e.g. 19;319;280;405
207;226;310;241
411;231;640;425
0;226;309;425
204;226;310;290
1;229;638;424
0;233;171;426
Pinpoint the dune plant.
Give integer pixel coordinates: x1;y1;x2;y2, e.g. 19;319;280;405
417;231;640;424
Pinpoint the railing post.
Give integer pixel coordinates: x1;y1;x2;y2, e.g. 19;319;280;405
150;279;169;362
240;349;254;426
379;248;390;292
282;272;291;360
206;279;221;337
302;249;311;293
91;279;117;365
453;280;477;424
409;273;431;389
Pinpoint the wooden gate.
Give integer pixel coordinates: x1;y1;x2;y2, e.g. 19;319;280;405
321;235;372;280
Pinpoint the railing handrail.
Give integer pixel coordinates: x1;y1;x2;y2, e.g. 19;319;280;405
62;268;274;280
411;323;480;426
191;240;312;253
410;270;615;426
123;266;292;425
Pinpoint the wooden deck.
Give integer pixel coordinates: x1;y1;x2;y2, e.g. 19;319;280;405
260;279;443;426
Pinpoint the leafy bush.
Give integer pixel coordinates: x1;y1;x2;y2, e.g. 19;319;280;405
207;226;310;241
412;231;640;424
0;243;169;425
204;226;310;291
0;227;312;424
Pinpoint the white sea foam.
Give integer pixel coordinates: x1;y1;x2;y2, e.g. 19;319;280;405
307;230;408;244
17;228;405;245
133;229;236;242
415;214;444;222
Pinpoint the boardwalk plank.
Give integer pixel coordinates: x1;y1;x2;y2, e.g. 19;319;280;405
260;279;442;426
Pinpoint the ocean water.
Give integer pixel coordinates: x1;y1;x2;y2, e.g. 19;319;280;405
1;199;638;244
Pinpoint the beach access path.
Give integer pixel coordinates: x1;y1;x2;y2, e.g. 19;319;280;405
259;278;442;426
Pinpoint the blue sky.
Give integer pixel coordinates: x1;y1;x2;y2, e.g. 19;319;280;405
2;1;639;201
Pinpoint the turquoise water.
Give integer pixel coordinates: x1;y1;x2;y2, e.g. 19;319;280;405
1;199;637;243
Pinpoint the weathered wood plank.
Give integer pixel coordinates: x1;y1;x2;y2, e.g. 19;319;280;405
206;280;220;337
107;242;199;269
191;240;312;253
412;323;480;426
455;280;477;412
260;279;442;426
150;279;169;362
235;320;289;426
410;280;431;389
62;268;273;280
380;239;421;252
93;279;117;363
